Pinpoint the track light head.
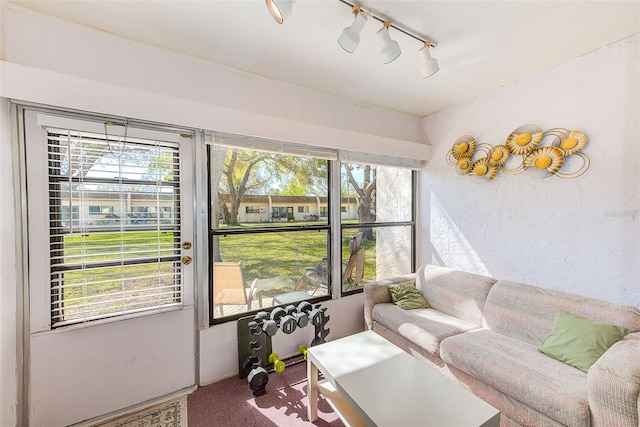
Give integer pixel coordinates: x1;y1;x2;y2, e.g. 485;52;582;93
377;22;401;64
338;6;368;54
266;0;293;24
418;42;439;78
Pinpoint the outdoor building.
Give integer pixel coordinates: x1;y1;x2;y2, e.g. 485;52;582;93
218;195;359;223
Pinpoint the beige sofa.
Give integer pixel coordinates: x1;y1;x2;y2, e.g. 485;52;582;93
364;264;640;427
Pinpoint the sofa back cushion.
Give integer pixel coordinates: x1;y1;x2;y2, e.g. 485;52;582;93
416;265;497;327
484;280;640;346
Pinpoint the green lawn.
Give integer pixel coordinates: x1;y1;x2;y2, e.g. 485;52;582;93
59;226;378;320
215;225;377;287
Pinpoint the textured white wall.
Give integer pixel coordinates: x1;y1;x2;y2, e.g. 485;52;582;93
419;34;640;308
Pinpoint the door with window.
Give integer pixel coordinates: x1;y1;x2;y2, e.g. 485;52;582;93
22;108;195;426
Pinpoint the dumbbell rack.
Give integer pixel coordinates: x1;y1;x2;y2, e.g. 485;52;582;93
241;301;330;397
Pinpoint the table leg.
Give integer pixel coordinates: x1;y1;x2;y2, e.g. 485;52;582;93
307;358;319;422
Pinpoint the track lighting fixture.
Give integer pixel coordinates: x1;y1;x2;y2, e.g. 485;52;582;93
377;21;402;64
266;0;440;77
266;0;293;24
337;1;439;76
418;42;439;78
338;6;368;53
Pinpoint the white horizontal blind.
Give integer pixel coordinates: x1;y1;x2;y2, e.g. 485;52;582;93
47;128;183;326
211;131;338;160
339;150;425;170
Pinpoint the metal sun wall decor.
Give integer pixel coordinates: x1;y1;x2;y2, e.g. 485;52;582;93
446;125;590;183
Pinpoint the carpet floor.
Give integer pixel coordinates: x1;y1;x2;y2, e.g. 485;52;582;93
188;361;344;427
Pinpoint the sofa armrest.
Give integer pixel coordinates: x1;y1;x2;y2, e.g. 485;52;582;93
588;332;640;427
363;273;416;330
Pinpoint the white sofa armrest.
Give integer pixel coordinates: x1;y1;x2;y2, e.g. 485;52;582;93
588;331;640;427
363;273;416;330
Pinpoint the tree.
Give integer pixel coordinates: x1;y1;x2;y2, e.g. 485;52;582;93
218;149;274;225
343;164;376;240
215;148;327;225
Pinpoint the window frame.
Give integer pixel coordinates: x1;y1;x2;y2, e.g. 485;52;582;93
206;146;333;325
205;141;418;324
339;167;416;297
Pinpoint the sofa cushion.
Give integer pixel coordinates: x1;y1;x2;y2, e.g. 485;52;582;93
441;329;590;427
371;303;478;356
539;311;628;372
416;265;497;327
483;280;640;347
388;280;429;310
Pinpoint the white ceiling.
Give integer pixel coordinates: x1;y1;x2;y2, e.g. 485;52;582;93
10;0;640;117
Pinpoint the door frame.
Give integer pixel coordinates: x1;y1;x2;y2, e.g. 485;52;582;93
17;104;199;426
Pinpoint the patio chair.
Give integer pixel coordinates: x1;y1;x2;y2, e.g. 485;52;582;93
272;232;365;305
212;262;259;316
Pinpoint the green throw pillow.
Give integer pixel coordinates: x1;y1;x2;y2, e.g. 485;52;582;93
538;311;628;372
388;281;429;310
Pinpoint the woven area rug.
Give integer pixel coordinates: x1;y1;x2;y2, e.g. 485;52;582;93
97;396;187;427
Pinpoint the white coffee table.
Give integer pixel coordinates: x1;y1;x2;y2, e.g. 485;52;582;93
307;330;500;427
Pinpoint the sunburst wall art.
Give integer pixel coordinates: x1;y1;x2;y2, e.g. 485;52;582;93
447;124;590;183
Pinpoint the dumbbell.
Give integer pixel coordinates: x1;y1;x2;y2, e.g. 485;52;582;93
309;306;324;326
295;301;312;327
247;366;268;397
298;344;308;360
298;301;313;315
268;353;286;374
294;311;308;328
285;304;304;330
285;305;297;316
255;310;277;336
254;311;269;321
272;306;297;334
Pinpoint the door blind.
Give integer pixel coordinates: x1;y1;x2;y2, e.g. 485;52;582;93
47;128;182;326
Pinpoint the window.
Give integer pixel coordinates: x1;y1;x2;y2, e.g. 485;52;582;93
298;206;309;213
246;206;261;214
44;124;184;327
340;162;415;294
271;206;292;219
60;205;80;227
319;206;328;217
89;205;114;215
208;139;332;322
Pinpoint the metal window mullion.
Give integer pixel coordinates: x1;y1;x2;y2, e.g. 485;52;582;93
210;223;330;236
340;220;415;229
50;255;181;273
